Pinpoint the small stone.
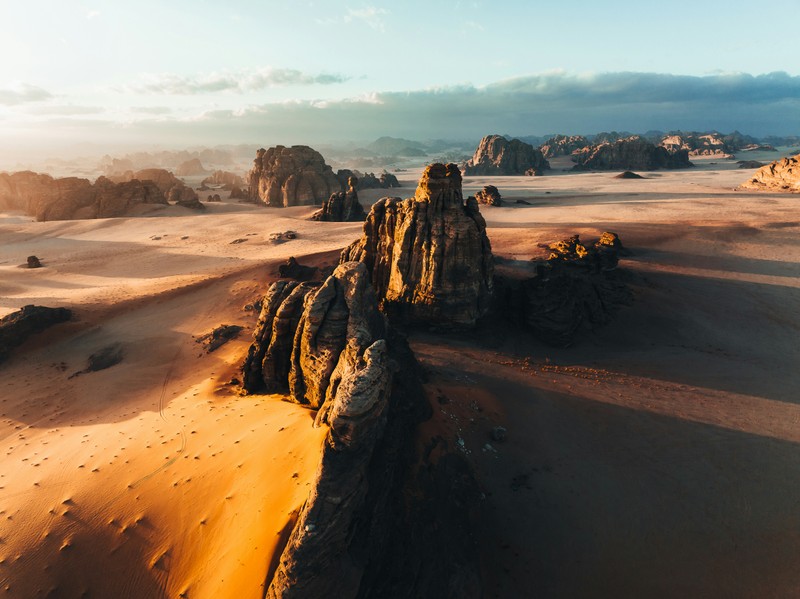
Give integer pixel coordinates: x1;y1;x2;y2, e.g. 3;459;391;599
491;426;507;442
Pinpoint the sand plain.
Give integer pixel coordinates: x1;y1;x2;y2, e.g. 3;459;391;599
1;153;799;597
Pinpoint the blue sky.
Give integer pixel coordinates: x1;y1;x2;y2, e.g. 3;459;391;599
1;0;799;154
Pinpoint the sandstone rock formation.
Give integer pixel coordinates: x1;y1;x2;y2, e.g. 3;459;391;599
572;137;692;171
465;135;550;176
229;185;247;200
615;170;644;179
247;146;341;207
342;163;493;327
278;257;318;281
0;171;168;221
335;169;401;191
312;176;366;222
475;185;502;206
206;193;222;202
27;256;42;268
0;305;72;363
201;170;245;189
110;168;182;194
738;154;800;192
539;134;590;158
660;133;733;157
167;185;204;209
737;160;765;169
175;158;208;176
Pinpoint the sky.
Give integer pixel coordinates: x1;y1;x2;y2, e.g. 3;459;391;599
1;0;800;158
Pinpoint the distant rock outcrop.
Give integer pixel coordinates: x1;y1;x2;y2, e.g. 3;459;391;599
0;171;168;221
465;135;550;176
201;170;246;189
175;158;208;176
539;134;590;158
312;176;366;222
0;305;72;363
110;168;183;194
737;160;765;169
615;171;644;179
342;163;493;327
167;185;204;209
247;145;341;207
659;133;733;158
738;154;800;192
572;137;692;171
335;169;401;191
475;185;502;206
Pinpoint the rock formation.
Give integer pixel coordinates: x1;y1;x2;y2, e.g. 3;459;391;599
738;154;800;192
110;168;182;194
659;133;734;157
229;185;248;200
335;169;401;191
0;171;168;221
201;170;245;189
572;137;692;171
341;163;493;327
247;145;341;207
737;160;765;169
464;135;550;176
27;255;42;268
278;257;318;281
539;134;590;158
312;176;367;222
167;185;204;209
0;305;72;363
615;171;644;179
475;185;502;206
494;233;631;345
175;158;208;176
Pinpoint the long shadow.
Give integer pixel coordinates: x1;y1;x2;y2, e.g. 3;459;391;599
628;248;800;279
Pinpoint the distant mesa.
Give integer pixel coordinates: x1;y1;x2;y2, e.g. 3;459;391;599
659;133;734;158
738;153;800;192
0;171;168;221
615;170;644;179
247;145;341;207
0;305;72;364
312;176;367;222
475;185;502;206
342;162;494;327
110;168;182;194
464;135;550;176
335;169;400;191
175;158;208;176
539;134;590;159
201;170;246;190
572;136;692;171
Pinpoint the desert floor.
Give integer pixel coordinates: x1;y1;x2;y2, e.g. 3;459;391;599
2;151;800;598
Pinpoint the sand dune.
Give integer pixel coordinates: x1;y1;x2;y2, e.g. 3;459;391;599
2;159;800;597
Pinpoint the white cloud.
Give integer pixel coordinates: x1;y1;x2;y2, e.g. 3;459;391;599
86;9;101;19
344;7;388;32
0;83;54;106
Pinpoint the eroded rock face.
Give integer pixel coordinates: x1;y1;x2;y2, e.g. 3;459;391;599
0;171;167;221
475;185;502;206
572;137;692;171
201;170;245;189
464;135;550;176
312;176;367;222
110;169;182;194
0;305;72;363
341;163;494;327
739;154;800;192
659;133;733;157
247;145;342;207
539;134;590;158
336;169;401;190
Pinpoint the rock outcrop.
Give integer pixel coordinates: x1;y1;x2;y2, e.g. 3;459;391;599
465;135;550;176
475;185;502;206
110;169;182;194
341;163;493;327
572;137;692;171
660;133;734;157
175;158;208;176
312;176;367;222
0;171;167;221
738;154;800;192
247;145;341;207
201;170;245;189
335;169;401;191
539;134;590;158
0;305;72;363
167;185;204;209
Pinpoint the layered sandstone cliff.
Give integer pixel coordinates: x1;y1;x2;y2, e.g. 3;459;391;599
572;137;692;171
341;163;494;327
247;145;341;207
739;154;800;192
465;135;550;175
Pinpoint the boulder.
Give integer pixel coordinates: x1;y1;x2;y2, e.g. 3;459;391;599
27;256;42;268
175;158;208;176
341;163;494;327
738;154;800;192
464;135;550;176
0;305;72;363
475;185;502;206
247;145;341;207
312;176;367;222
572;137;692;171
614;171;644;179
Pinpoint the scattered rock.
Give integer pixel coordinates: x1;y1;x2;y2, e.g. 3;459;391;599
465;135;550;176
230;238;248;244
196;325;243;352
27;255;42;268
614;170;644;179
206;194;222;202
247;146;341;207
270;231;297;243
0;305;72;363
738;154;800;192
475;185;502;206
311;176;366;222
278;257;318;281
342;163;494;328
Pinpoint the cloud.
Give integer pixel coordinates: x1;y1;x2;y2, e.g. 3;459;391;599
122;67;350;95
129;106;173;115
86;9;100;19
344;7;388;32
24;104;105;116
0;83;54;106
